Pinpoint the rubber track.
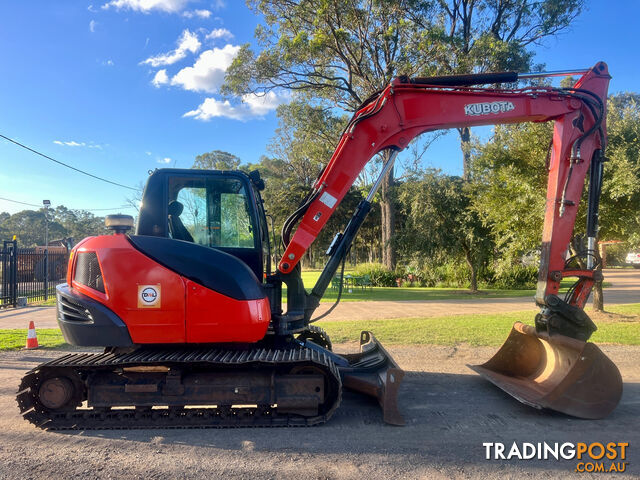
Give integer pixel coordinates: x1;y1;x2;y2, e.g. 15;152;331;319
298;325;332;350
16;346;341;430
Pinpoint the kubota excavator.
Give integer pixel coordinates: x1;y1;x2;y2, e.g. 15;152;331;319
17;61;622;429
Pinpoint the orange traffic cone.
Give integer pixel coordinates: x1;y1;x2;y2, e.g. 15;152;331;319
25;321;39;349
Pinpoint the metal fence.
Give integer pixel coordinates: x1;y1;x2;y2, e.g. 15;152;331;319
1;240;18;308
0;240;69;308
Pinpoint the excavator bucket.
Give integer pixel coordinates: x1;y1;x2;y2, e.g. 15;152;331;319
468;322;622;419
337;331;405;425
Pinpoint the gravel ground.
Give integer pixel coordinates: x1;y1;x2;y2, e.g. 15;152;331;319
1;343;638;480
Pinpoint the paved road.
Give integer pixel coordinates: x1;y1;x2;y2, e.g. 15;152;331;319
1;344;638;479
1;269;639;329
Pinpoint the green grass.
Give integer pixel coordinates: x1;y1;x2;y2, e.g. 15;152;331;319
603;303;640;315
0;329;68;350
32;297;57;306
2;303;636;351
293;269;572;302
319;304;640;347
306;286;540;302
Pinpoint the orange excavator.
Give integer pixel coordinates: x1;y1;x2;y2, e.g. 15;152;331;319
17;62;622;429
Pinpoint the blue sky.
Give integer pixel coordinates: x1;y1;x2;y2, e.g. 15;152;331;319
1;0;638;215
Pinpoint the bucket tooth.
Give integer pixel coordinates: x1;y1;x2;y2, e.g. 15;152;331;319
337;331;405;426
468;322;622;419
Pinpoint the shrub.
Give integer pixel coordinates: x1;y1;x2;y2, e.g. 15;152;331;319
491;264;538;289
433;261;472;288
353;262;397;287
410;259;472;288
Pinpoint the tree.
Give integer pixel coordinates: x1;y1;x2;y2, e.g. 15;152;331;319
424;0;584;179
470;122;551;269
397;170;491;290
471;93;640;308
52;206;108;242
223;0;441;270
125;181;146;213
0;212;11;240
268;102;347;189
2;209;66;246
0;207;109;247
254;102;367;267
591;93;640;310
598;93;640;246
193;150;242;170
223;0;585;272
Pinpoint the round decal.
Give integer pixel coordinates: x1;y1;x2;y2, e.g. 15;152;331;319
138;284;161;307
141;287;158;303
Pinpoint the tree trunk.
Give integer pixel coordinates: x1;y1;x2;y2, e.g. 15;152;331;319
593;280;604;311
458;127;472;181
463;246;478;292
593;244;604;311
380;154;396;270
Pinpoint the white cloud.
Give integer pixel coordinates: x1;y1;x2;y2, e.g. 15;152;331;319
158;157;172;164
102;59;115;66
142;29;200;67
183;9;211;18
183;98;242;120
146;151;152;156
89;20;97;32
54;140;85;147
102;0;191;14
183;91;287;121
170;44;239;93
205;28;233;41
212;0;225;10
241;92;287;116
54;140;103;149
152;69;169;87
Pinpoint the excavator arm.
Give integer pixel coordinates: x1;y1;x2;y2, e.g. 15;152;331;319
279;62;610;340
273;62;622;421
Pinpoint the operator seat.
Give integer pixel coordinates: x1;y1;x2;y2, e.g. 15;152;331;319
168;200;194;243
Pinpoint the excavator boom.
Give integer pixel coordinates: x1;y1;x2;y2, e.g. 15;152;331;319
277;62;621;419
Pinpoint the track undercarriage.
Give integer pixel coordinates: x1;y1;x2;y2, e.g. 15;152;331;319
17;329;403;430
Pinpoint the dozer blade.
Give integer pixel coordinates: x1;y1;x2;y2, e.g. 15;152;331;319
468;322;622;419
337;331;405;425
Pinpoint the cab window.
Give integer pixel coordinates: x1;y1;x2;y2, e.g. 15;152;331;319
169;176;255;249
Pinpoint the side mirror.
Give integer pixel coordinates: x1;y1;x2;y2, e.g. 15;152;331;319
249;170;265;191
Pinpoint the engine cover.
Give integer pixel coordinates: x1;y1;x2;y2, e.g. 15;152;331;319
63;234;270;345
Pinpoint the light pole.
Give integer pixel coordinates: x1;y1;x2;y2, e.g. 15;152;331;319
43;200;51;300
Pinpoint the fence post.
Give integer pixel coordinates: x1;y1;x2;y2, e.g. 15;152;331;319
44;247;48;301
10;240;17;307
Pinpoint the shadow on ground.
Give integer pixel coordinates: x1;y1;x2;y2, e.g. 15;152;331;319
20;370;633;476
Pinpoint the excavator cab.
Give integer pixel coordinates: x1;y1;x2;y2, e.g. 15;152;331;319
137;168;271;280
